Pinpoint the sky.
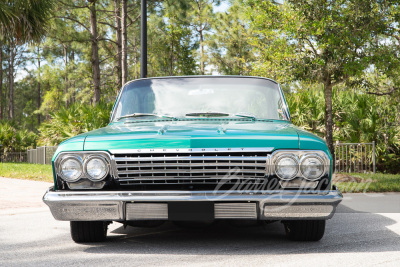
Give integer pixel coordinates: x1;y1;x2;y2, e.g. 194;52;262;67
214;1;230;13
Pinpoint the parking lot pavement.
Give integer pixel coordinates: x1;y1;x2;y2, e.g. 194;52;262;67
0;177;399;267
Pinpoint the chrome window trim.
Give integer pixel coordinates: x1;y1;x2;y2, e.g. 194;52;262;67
110;76;286;122
278;83;291;121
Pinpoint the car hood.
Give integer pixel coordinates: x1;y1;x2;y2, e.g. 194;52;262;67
55;119;330;156
82;120;299;151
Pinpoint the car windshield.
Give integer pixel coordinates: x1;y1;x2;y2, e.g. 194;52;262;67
112;77;287;121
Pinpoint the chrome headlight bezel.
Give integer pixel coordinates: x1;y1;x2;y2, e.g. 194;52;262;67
59;156;84;182
271;150;330;181
84;155;110;181
299;153;325;181
55;152;112;186
273;154;300;181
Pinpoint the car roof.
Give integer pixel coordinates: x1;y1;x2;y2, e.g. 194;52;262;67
124;75;279;87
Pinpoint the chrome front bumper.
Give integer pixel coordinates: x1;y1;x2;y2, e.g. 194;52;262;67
43;186;343;221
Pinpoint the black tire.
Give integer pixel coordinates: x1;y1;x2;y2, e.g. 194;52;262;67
70;221;108;243
283;220;326;241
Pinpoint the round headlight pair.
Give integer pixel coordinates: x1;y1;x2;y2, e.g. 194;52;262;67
274;154;324;181
60;156;108;182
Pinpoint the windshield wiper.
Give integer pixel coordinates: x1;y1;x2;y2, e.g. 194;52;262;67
234;113;257;120
185;112;230;117
116;113;175;121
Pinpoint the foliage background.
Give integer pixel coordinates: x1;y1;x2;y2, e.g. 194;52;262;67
0;0;399;173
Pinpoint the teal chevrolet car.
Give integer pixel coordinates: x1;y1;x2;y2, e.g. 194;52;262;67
43;76;342;243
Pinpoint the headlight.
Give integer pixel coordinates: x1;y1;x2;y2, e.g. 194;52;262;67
274;155;299;180
85;157;108;181
60;157;83;182
300;155;324;181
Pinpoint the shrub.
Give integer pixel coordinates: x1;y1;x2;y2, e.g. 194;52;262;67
38;102;113;146
286;86;400;173
0;122;37;152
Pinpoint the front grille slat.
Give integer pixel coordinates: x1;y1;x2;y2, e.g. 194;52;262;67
113;150;269;187
117;169;266;175
114;156;267;162
116;163;266;168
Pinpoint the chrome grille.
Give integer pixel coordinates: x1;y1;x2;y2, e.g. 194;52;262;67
125;202;257;220
215;203;257;219
112;149;270;186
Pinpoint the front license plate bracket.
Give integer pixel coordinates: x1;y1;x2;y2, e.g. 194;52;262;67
168;202;214;221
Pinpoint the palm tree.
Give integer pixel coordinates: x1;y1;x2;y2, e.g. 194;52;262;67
0;1;15;29
0;0;54;119
1;0;54;43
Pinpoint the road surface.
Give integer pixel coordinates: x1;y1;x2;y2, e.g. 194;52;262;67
0;177;399;266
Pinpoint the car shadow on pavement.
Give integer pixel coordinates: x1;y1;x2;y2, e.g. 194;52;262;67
82;204;400;255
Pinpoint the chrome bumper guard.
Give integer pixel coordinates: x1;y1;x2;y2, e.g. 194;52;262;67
43;186;343;221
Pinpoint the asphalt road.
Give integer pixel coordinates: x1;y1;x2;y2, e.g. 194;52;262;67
0;177;399;267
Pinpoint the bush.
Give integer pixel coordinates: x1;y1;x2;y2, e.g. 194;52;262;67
0;122;37;152
38;102;113;146
286;85;400;173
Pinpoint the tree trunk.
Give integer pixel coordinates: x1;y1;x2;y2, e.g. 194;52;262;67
197;0;205;75
324;78;334;157
0;40;3;120
70;50;75;104
170;31;174;76
63;44;69;106
121;0;128;85
37;46;41;124
114;0;122;88
89;0;101;104
200;30;204;75
8;42;14;119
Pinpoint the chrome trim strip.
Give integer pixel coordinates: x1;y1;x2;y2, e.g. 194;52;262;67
43;188;342;199
120;181;265;185
109;147;274;154
119;177;265;181
111;76;282;122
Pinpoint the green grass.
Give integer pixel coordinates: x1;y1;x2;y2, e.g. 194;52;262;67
335;173;400;193
0;162;53;183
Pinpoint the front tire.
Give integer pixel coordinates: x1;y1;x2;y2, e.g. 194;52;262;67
70;221;108;243
283;220;325;241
